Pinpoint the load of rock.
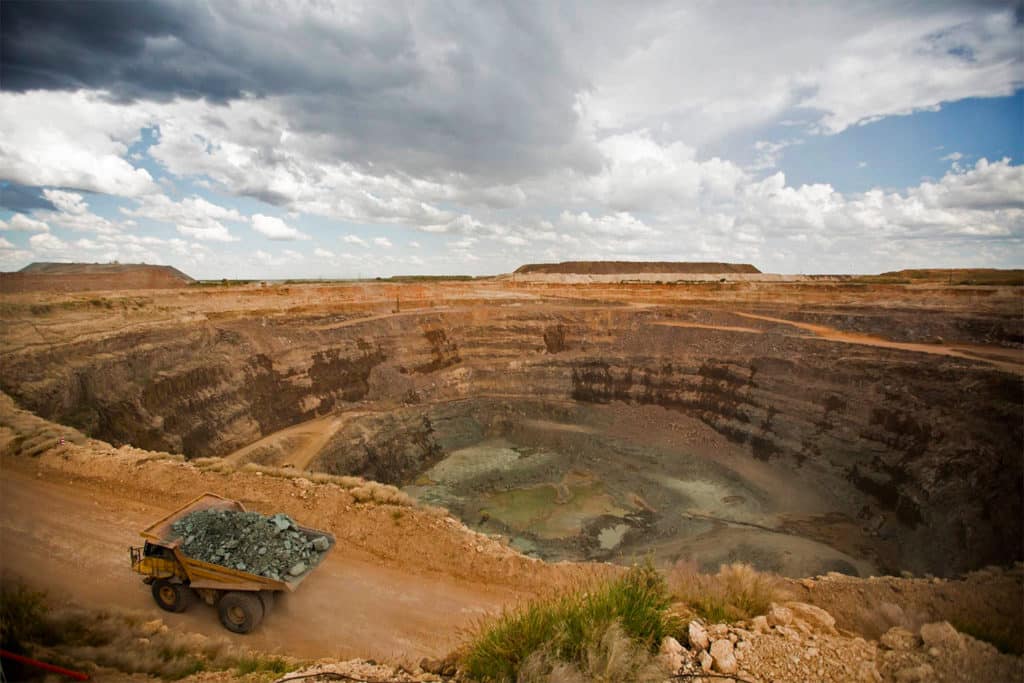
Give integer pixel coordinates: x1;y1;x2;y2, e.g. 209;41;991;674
171;509;330;581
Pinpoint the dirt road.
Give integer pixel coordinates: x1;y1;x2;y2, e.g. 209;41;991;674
732;311;1024;373
0;465;511;664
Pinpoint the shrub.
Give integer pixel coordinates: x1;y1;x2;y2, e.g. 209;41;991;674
462;563;680;682
668;561;783;623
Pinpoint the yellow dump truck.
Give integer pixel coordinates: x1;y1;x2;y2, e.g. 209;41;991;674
130;493;335;633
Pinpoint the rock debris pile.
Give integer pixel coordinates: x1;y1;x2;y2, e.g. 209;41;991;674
662;601;1022;683
171;509;330;581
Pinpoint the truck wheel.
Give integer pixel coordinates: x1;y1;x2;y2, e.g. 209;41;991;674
218;592;264;634
258;591;275;616
152;579;192;613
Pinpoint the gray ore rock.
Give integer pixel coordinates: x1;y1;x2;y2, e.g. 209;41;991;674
170;509;326;580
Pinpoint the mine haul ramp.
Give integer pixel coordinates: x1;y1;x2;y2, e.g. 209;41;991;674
130;493;335;633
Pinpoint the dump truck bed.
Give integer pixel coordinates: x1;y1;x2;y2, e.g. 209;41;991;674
140;493;335;592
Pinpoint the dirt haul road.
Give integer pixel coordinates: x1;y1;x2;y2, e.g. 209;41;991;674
0;465;510;663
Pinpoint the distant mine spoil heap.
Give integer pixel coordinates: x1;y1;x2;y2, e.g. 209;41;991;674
0;262;194;292
513;261;770;284
515;261;761;275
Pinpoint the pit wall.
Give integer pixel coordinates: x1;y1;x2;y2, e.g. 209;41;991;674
1;306;1020;576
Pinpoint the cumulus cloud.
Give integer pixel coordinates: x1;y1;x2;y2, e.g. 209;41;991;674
342;235;368;247
0;90;156;196
251;214;309;241
36;190;123;235
252;248;304;267
122;193;244;242
0;214;49;232
0;2;1019;276
313;247;333;258
29;232;69;253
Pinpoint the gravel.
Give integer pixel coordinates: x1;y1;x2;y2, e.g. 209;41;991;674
171;509;330;581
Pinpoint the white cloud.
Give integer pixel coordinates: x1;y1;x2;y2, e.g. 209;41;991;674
43;189;89;215
0;90;156;196
0;214;50;232
251;214;309;241
176;223;238;242
580;4;1021;140
252;248;304;267
36;190;123;235
751;139;802;171
802;10;1021;134
0;4;1018;278
0;248;33;268
313;247;334;258
122;194;243;243
29;232;69;252
0;236;15;249
941;152;964;162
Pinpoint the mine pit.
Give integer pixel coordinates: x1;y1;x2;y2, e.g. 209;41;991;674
3;277;1019;583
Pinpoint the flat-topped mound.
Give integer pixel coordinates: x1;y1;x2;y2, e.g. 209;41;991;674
2;262;194;292
875;268;1024;286
515;261;761;275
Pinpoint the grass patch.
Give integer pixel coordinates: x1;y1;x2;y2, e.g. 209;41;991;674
462;562;680;682
236;654;292;675
669;561;783;623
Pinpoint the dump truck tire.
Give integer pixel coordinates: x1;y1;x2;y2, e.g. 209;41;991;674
258;591;275;616
152;580;192;613
218;592;264;634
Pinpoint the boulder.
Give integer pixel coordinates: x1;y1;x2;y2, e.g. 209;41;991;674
699;651;713;672
880;626;919;651
919;621;963;651
688;621;710;651
658;636;685;673
785;601;838;635
710;639;737;674
767;604;794;627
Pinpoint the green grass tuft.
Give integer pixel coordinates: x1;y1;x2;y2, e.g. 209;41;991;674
235;654;292;675
462;563;680;682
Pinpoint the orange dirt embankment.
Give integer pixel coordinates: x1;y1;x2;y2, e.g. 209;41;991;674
1;262;194;292
0;392;606;663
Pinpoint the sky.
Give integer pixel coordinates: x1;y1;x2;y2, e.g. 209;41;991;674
0;1;1021;278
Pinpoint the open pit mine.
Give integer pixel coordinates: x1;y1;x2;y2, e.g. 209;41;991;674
1;262;1022;682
